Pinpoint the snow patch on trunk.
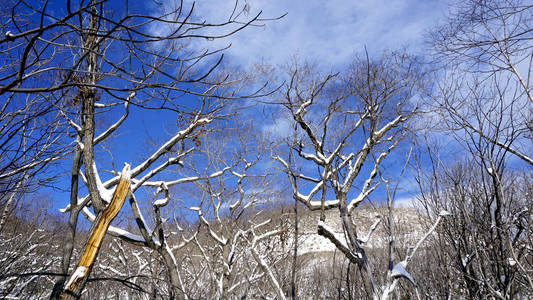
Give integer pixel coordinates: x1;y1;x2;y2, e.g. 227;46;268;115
65;266;87;288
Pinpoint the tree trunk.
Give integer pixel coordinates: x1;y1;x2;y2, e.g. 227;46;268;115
157;246;186;299
338;194;377;299
60;165;131;300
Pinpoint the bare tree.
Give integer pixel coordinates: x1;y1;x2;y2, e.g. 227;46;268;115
272;53;446;299
415;1;533;297
58;120;292;299
413;139;533;299
162;124;288;299
0;195;62;299
430;0;533;166
89;238;164;299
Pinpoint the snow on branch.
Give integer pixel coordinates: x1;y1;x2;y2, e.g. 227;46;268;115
296;173;321;183
130;117;212;178
130;150;191;191
229;158;258;212
135;165;231;188
299;150;324;165
324;111;369;164
317;221;360;264
192;207;228;245
382;210;451;299
153;182;170;208
90;160;113;204
358;216;381;244
347;134;403;213
404;210;451;264
274;155;339;210
58;109;82;133
249;223;287;300
81;207;146;246
342;115;405;194
94;101;129;145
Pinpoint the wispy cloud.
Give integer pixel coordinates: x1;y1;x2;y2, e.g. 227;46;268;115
156;0;451;67
394;195;419;208
261;116;292;139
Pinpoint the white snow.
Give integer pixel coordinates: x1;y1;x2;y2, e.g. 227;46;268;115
295;99;312;116
316;220;350;251
109;226;146;244
153;198;169;207
153;182;169;208
82;207;147;244
155;182;167;195
281;209;427;255
76;140;84;150
439;210;451;217
59;204;71;213
391;261;415;286
91;161;113;204
308;199;339;208
121;163;131;180
360;216;381;244
65;266;87;288
210;169;225;177
126;92;136;101
462;254;472;267
508;258;517;267
317;220;333;233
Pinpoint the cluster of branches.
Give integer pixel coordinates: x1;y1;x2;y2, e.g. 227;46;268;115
411;0;533;298
0;0;532;299
0;0;280;298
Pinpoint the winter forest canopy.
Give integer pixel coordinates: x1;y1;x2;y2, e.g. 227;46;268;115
0;0;532;299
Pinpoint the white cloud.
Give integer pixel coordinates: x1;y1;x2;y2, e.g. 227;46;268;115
261;117;292;139
394;195;419;208
152;0;451;68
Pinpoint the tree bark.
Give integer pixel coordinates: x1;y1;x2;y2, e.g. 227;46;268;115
50;139;83;300
60;164;131;300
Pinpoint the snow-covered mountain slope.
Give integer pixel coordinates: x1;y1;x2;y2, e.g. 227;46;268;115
287;207;426;255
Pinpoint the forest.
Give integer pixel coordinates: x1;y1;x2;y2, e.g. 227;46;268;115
0;0;532;299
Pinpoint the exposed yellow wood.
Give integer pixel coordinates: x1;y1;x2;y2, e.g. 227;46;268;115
61;165;131;299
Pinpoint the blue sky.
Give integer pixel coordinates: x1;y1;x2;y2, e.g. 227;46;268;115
32;0;456;220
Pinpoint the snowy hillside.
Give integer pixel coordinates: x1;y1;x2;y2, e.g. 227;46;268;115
290;207;426;255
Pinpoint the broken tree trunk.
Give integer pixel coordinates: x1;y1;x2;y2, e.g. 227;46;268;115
60;164;131;300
